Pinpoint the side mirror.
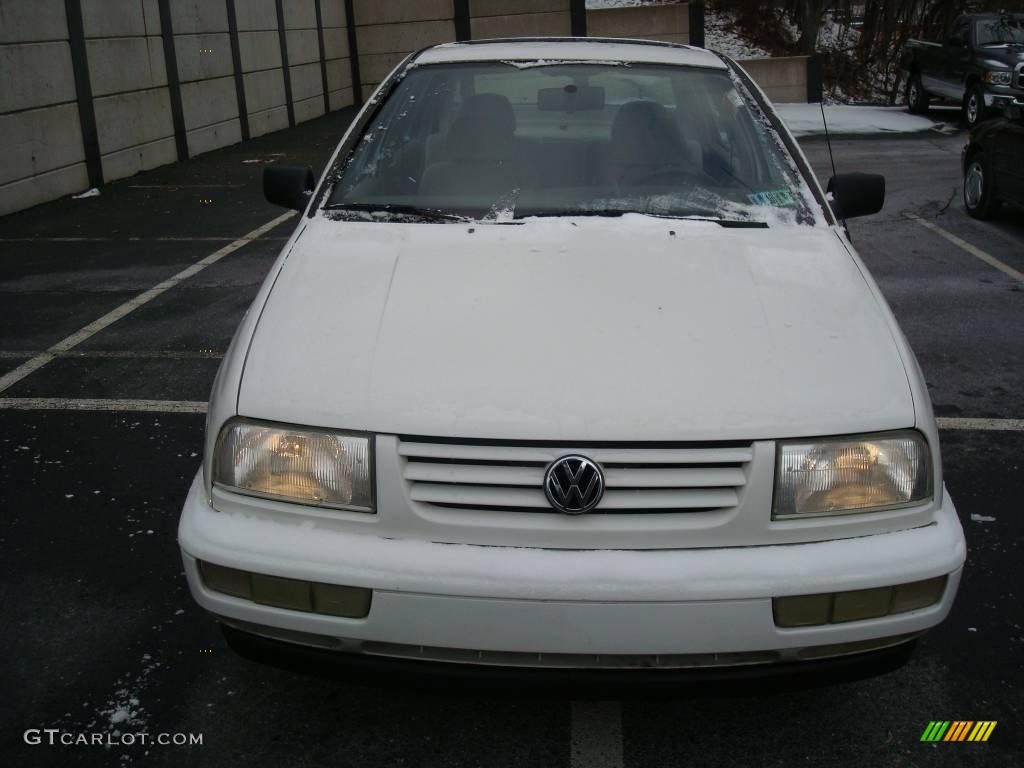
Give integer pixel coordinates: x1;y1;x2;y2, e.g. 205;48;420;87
263;165;314;211
827;173;885;220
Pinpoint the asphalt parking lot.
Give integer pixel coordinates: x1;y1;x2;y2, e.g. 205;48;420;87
1;108;1022;767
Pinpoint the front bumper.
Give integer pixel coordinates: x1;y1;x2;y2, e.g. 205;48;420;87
179;471;965;667
983;86;1024;108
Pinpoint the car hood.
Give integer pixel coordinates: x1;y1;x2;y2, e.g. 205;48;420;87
237;216;914;441
978;43;1024;66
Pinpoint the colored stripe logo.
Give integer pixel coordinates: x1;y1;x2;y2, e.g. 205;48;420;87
920;721;997;742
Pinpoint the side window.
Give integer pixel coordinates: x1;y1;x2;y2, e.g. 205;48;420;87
950;19;969;46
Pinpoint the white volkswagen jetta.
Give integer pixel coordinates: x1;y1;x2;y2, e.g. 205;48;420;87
179;38;965;681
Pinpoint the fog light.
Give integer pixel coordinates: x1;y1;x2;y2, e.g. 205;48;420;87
200;561;372;618
200;562;251;599
773;594;832;627
892;576;946;613
313;582;372;618
774;576;948;628
832;587;892;623
251;573;313;611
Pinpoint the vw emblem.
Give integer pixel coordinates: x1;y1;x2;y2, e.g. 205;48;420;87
544;455;604;514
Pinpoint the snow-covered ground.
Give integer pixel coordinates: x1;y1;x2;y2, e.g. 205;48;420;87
587;0;666;7
774;104;939;137
586;2;771;60
706;9;771;60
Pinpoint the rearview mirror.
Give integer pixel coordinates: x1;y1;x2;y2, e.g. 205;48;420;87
263;165;314;211
827;173;885;220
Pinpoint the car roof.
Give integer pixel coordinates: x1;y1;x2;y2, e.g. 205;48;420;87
414;37;728;70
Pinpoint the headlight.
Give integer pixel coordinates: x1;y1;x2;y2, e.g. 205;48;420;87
214;419;373;511
983;70;1012;85
773;432;931;519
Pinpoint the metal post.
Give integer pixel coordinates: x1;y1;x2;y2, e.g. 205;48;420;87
688;1;705;48
64;0;104;186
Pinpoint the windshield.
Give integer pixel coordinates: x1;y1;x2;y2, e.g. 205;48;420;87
326;60;820;226
976;16;1024;45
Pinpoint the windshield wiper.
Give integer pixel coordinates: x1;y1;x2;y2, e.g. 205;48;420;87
323;202;467;222
516;209;768;228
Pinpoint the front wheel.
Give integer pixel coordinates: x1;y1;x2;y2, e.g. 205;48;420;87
907;74;929;114
963;152;1001;220
964;84;988;128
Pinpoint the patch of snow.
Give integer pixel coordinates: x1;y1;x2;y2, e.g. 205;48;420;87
587;0;653;7
971;514;996;523
500;58;629;69
775;104;935;137
72;188;101;199
706;9;771;60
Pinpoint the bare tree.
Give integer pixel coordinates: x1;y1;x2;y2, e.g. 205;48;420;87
713;0;1024;102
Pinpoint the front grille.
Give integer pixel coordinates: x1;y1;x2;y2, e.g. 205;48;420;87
399;439;753;514
1016;63;1024;89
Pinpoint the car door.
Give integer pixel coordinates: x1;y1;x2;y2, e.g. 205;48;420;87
997;113;1024;205
941;17;971;100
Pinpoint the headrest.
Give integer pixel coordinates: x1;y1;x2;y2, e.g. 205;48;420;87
448;93;517;161
610;100;684;166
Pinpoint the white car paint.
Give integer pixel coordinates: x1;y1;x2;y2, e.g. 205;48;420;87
238;215;913;441
180;39;966;673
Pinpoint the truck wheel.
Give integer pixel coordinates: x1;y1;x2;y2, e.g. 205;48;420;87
963;151;1001;220
907;74;929;115
964;84;988;128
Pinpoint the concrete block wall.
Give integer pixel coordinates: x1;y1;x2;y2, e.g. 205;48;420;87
586;2;689;45
736;56;811;104
170;0;241;157
87;0;176;182
236;0;290;138
353;0;455;94
1;0;356;216
469;0;571;40
283;0;324;123
319;0;352;111
0;0;88;215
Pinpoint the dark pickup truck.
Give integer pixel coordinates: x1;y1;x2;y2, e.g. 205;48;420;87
902;13;1024;127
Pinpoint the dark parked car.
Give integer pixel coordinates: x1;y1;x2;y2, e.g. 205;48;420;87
902;13;1024;127
962;100;1024;218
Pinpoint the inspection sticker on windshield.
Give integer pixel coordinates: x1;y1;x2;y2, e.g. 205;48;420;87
748;189;796;207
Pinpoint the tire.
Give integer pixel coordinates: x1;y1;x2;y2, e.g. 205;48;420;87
964;84;988;128
963;151;1001;220
907;74;929;115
